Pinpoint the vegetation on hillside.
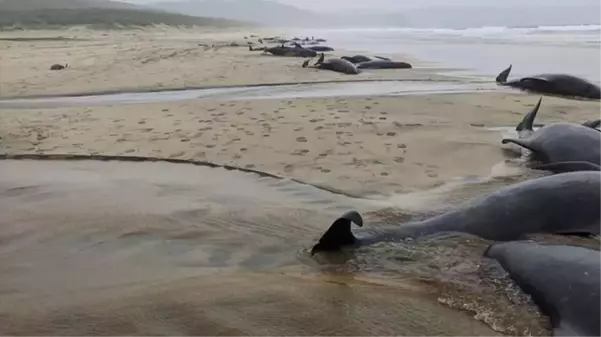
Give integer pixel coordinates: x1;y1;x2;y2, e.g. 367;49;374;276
0;8;252;30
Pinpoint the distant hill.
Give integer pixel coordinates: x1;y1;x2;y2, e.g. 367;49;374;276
150;0;415;28
0;0;251;29
151;0;322;27
0;0;142;10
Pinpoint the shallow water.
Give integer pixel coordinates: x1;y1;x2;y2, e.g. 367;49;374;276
295;25;601;84
0;80;502;109
0;158;580;336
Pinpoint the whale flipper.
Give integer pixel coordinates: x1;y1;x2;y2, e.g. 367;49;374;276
496;64;512;83
582;119;601;130
311;210;363;255
530;161;601;173
501;138;540;153
516;97;543;132
316;52;325;65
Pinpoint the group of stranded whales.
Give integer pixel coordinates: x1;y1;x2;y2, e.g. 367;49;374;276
247;35;414;73
310;97;600;335
301;53;413;75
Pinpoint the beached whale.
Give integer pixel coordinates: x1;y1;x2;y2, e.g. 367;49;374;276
307;46;335;52
357;60;412;69
311;171;601;254
50;63;68;71
502;113;601;173
485;241;600;337
291;42;334;52
503;97;601;161
302;53;360;75
253;44;317;57
495;65;601;100
341;55;391;64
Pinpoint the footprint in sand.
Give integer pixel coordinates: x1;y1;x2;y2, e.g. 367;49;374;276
394;157;405;163
161;109;169;112
291;149;309;156
294;127;304;131
380;172;389;176
138;120;146;125
314;126;324;131
309;118;324;123
426;170;438;178
296;136;307;142
379;117;387;120
206;144;216;148
320;168;331;173
397;143;407;149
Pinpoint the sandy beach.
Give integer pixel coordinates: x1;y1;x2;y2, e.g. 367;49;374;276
1;25;600;336
1;27;600;196
0;26;441;99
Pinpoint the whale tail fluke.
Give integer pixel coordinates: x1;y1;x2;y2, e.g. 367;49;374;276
529;161;601;173
311;210;363;255
496;64;512;83
516;97;542;132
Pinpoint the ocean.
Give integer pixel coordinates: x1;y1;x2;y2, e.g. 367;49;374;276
292;24;601;84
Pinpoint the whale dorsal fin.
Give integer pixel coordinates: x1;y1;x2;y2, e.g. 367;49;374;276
311;210;363;255
516;97;542;132
495;64;512;83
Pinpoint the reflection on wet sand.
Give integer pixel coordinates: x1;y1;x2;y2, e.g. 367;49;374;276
0;159;568;335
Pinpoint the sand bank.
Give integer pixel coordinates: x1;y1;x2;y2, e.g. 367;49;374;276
0;26;446;99
1;91;598;196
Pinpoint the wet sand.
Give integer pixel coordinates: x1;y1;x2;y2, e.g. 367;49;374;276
0;159;536;336
1;92;599;196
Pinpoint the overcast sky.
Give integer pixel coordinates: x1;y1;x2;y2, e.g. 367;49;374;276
124;0;598;11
